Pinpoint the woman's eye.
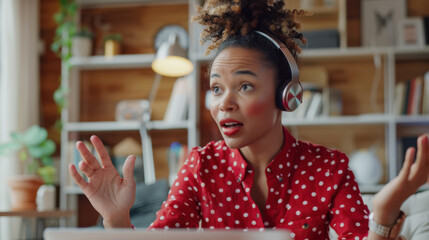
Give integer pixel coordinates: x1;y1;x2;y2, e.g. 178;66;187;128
211;86;221;95
240;83;254;92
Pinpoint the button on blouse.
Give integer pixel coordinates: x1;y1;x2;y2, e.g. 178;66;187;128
149;127;369;240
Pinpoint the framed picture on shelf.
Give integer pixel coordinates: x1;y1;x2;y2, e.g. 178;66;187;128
397;18;426;48
361;0;406;47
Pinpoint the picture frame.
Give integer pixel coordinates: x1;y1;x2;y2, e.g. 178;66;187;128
361;0;406;47
397;17;426;48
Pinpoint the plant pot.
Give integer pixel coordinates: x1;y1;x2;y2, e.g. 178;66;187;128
104;40;121;57
72;36;93;57
36;184;56;211
7;175;44;211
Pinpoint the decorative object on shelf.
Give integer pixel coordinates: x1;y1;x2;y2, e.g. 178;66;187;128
115;100;151;122
361;0;406;47
103;33;122;57
152;24;193;77
397;17;426;48
0;125;57;210
36;184;56;211
300;29;340;49
164;77;189;123
349;145;383;185
72;27;94;57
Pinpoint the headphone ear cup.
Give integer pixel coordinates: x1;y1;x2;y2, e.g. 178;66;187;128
278;81;303;112
276;81;288;111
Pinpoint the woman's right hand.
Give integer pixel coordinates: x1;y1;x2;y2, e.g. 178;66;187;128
68;135;136;228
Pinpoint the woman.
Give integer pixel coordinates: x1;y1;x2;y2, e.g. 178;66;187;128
69;1;429;239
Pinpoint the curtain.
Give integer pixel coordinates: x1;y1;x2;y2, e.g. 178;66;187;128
0;0;40;239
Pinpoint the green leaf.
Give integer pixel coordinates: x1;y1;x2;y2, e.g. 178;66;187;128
10;132;24;142
41;156;54;166
28;139;56;159
54;119;63;130
0;142;23;156
38;166;57;185
19;151;28;161
27;161;39;175
22;125;47;146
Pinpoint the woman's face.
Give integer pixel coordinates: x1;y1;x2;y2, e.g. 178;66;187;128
209;47;281;149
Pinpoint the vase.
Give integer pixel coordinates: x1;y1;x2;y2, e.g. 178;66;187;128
104;40;121;57
349;148;383;185
36;184;56;211
72;36;92;57
7;175;44;211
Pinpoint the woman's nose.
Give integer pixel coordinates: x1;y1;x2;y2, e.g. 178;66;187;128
219;90;238;112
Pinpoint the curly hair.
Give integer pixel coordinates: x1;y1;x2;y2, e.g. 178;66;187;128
192;0;309;57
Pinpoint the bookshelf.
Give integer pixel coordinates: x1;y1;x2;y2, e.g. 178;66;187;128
56;0;429;228
58;0;198;227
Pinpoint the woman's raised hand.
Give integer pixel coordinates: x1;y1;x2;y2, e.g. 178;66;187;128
372;134;429;226
68;135;136;228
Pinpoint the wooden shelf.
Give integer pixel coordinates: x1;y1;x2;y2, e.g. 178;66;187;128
70;54;155;70
282;114;390;126
395;115;429;125
0;210;75;218
76;0;188;8
193;47;429;62
65;120;190;132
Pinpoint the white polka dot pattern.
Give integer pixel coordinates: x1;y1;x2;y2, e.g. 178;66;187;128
149;128;369;240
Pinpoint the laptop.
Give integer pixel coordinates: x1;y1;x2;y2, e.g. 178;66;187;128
44;228;293;240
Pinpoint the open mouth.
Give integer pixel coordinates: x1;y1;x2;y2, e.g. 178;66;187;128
222;122;243;128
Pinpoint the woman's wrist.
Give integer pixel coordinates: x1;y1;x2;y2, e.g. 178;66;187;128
102;213;132;228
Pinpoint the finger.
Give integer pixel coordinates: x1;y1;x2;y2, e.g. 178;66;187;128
69;163;88;190
76;141;101;170
90;135;113;168
399;147;415;180
123;155;136;186
415;135;428;168
78;160;95;178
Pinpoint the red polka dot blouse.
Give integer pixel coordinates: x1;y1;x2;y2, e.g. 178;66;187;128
149;128;369;240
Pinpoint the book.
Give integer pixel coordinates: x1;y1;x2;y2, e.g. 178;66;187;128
422;71;429;115
322;87;342;117
306;92;323;119
168;142;187;186
394;81;406;116
403;79;411;115
164;77;189;123
397;136;418;166
410;77;423;115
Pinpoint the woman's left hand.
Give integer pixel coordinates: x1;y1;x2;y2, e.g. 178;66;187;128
372;134;429;225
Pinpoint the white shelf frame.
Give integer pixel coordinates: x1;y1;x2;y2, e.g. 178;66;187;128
69;54;155;69
59;0;199;228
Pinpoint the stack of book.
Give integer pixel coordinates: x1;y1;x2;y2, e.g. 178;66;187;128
394;71;429;116
283;84;343;119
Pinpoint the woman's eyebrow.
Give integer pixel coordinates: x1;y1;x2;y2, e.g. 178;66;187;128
234;70;257;77
210;73;221;78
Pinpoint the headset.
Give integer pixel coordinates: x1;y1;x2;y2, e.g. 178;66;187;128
255;31;303;112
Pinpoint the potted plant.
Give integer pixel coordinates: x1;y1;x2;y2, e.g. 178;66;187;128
72;27;94;57
103;33;122;57
0;125;57;211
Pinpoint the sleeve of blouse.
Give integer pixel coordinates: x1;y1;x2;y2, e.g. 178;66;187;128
328;151;369;240
148;150;202;230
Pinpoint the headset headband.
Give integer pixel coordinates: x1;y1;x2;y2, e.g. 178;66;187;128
254;31;299;85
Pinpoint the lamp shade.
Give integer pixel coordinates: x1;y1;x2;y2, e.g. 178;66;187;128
151;33;193;77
